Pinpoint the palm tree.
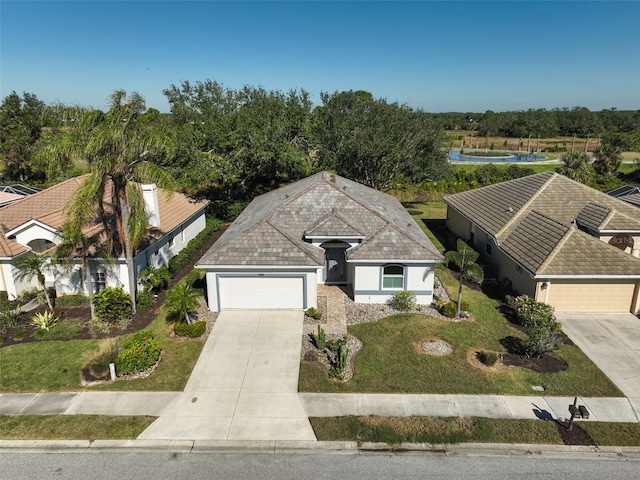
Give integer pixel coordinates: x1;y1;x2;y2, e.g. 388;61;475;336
48;90;175;313
444;239;484;317
165;282;200;324
14;253;54;309
556;151;592;184
593;143;622;176
53;226;113;321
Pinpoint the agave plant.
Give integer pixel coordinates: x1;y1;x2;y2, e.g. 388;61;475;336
31;310;59;331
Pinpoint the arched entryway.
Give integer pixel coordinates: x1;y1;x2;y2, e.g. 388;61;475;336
321;241;350;284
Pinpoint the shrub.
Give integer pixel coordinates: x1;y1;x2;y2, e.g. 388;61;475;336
174;320;206;338
115;330;161;376
305;307;322;320
31;310;59;331
17;287;39;304
0;308;23;328
524;323;563;358
136;287;153;311
140;266;170;292
168;218;223;275
93;287;133;323
388;291;417;311
477;350;498;366
0;291;10;311
511;294;555;328
440;301;458;318
310;325;327;350
88;318;111;334
304;350;318;362
55;294;89;306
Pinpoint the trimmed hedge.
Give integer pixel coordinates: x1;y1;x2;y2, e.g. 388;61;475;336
168;218;223;275
55;294;90;306
173;321;206;338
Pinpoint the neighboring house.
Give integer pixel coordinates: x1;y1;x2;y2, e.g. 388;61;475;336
444;172;640;314
606;185;640;209
0;175;208;300
0;184;41;208
196;171;443;311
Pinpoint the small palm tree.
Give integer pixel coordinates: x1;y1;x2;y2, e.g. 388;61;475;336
556;151;591;184
165;282;200;324
14;253;54;309
444;239;484;317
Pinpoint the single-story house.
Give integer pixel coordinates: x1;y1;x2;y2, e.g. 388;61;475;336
444;171;640;313
0;175;208;300
196;171;443;311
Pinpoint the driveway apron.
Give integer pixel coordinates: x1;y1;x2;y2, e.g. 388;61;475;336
138;310;316;441
558;313;640;404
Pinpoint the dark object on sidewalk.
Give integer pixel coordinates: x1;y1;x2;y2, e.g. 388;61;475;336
569;404;581;419
578;405;590;419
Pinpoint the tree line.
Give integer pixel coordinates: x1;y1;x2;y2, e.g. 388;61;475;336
2;83;639;207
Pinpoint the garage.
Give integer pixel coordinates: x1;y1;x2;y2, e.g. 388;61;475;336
545;279;638;313
217;275;305;310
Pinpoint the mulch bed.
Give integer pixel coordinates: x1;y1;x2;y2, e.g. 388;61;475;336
0;225;227;349
555;420;596;446
501;352;568;374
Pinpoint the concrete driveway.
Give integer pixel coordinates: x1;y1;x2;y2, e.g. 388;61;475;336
557;313;640;404
139;310;316;441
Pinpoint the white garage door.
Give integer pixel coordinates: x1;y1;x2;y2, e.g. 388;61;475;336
546;279;637;313
218;276;305;309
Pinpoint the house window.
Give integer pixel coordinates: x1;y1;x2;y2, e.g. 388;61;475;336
92;268;106;293
169;236;175;248
382;265;404;289
485;241;492;255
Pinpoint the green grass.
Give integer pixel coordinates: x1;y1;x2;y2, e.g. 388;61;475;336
310;416;561;445
0;415;155;440
299;312;621;396
0;340;100;392
580;422;640;446
35;318;85;340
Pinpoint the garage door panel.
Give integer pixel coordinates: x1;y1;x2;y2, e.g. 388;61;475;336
219;276;304;309
547;280;635;312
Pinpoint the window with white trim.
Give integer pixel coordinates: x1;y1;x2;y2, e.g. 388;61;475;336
382;265;404;289
92;267;106;292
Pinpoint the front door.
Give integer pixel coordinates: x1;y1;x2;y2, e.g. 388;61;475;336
325;247;347;284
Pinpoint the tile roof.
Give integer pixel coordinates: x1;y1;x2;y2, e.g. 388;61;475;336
198;171;443;267
0;175;207;258
444;172;640;277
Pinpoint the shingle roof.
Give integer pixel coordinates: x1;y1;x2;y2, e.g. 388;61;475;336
198;171;443;267
0;175;207;258
444;172;640;277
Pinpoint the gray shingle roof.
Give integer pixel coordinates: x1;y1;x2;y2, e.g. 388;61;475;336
197;172;443;267
444;172;640;277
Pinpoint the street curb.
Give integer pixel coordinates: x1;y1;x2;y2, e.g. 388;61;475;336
1;440;639;459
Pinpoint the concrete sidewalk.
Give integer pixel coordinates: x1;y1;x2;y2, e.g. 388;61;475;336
3;391;638;423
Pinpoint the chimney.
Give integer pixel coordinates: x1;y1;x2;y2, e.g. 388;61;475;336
142;184;160;227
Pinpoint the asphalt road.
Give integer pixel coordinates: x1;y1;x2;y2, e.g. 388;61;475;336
2;452;639;480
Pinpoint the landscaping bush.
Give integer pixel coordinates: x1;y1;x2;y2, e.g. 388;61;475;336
305;307;322;320
92;287;133;323
0;308;22;329
31;310;59;332
477;350;498;367
436;299;469;317
17;287;39;304
55;294;89;306
88;318;111;334
114;330;161;376
168;218;223;275
388;291;417;311
511;295;555;328
0;291;10;311
304;350;318;362
173;321;206;338
140;266;170;292
136;287;153;311
511;295;563;358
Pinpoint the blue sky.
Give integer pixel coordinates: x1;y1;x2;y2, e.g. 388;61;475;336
2;1;639;113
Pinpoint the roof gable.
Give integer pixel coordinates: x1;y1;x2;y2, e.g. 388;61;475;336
304;211;366;238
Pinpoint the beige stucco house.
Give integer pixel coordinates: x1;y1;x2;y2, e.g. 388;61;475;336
0;175;208;300
444;172;640;313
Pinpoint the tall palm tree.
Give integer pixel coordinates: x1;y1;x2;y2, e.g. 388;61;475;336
50;90;175;313
444;239;484;317
54;226;113;321
14;253;54;309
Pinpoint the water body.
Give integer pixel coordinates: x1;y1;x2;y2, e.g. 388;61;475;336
450;150;546;162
